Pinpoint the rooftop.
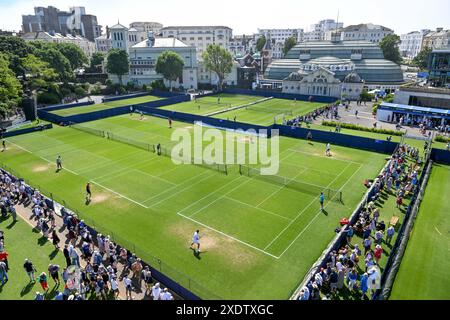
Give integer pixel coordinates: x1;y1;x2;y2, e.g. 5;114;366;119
380;102;450;116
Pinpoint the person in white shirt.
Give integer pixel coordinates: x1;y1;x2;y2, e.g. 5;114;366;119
151;282;162;300
110;277;119;299
190;230;201;253
123;276;133;300
325;143;331;157
160;288;173;300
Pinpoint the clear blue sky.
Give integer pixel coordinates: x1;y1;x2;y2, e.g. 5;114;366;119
1;0;449;35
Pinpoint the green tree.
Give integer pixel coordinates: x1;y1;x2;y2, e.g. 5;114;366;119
202;44;233;91
55;42;88;70
412;47;432;69
283;37;297;56
256;35;266;52
0;36;35;78
34;47;73;81
155;51;184;91
379;34;402;64
106;49;129;85
0;54;22;115
88;52;105;72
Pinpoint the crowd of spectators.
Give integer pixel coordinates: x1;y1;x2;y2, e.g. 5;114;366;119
285;103;340;127
0;168;174;300
297;143;422;300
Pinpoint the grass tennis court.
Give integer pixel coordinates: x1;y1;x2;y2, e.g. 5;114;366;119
159;93;262;115
1;114;387;299
390;164;450;300
49;95;162;117
213;98;326;125
0;215;67;300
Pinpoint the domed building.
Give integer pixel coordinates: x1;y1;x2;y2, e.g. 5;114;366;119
261;39;404;98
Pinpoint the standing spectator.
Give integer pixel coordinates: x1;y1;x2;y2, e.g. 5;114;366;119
329;269;338;294
110;276;119;299
160;288;173;300
375;230;383;245
48;264;60;286
345;226;354;245
0;249;8;270
38;272;49;291
0;261;7;285
337;267;345;290
363;237;372;254
151;282;162;300
386;226;395;245
142;266;153;295
374;245;383;265
23;259;37;282
63;245;71;267
124;276;133;300
360;273;369;299
51;230;60;249
348;268;358;291
131;258;143;280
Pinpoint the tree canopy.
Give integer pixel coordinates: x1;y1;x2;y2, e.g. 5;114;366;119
155;51;184;90
256;35;266;52
202;44;233;91
87;52;105;73
55;42;88;70
283;37;297;56
0;53;22;117
379;34;402;65
106;49;130;85
412;47;432;69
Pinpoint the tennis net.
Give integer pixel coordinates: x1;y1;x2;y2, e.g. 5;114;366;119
239;165;342;202
68;123;228;175
70;123;105;138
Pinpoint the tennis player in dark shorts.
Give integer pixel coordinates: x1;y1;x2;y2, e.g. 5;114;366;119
86;182;92;201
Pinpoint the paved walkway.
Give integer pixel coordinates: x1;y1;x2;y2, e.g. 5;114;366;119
312;101;431;139
14;201;177;300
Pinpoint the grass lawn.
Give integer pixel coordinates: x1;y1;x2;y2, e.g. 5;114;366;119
213;99;326;126
49;95;162;117
159;94;262;116
1;114;387;299
0;215;67;300
390;164;450;300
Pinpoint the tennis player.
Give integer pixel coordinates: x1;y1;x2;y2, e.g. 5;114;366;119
56;155;62;171
168;118;172;129
85;182;92;202
326;143;331;157
319;192;325;211
190;230;201;253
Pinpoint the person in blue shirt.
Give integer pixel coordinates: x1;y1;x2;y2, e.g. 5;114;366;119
319;192;325;211
360;273;369;300
54;291;64;300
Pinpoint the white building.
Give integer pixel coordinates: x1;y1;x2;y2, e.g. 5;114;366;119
255;29;303;59
110;33;198;90
341;23;393;43
400;30;431;59
422;28;450;51
161;26;233;59
95;34;112;53
108;22;141;53
304;19;343;42
229;35;256;57
21;31;96;57
198;60;239;87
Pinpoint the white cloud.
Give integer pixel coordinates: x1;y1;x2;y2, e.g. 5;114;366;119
0;0;449;35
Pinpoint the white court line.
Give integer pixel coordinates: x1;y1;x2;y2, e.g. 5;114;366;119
287;148;363;166
8;139;150;209
263;161;354;251
277;162;363;258
77;149;143;174
176;212;279;259
223;196;292;222
143;170;213;206
89;156;153;182
178;176;243;215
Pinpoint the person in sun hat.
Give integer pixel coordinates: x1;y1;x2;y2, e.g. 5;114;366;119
160;287;174;300
151;282;162;300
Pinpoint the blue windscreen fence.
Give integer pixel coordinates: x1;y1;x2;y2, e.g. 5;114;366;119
430;148;450;164
101;91;151;102
272;124;399;154
3;124;53;138
40;101;95;112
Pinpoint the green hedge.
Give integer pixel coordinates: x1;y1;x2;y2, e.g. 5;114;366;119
322;121;404;136
435;135;449;143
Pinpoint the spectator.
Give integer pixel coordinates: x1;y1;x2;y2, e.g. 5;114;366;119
23;259;37;282
386;226;395;245
38;272;49;291
151;282;162;300
124;276;133;300
0;260;8;285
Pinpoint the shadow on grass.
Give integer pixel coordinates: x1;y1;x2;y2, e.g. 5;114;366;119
37;236;48;246
20;281;36;297
49;248;59;260
6;220;17;229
